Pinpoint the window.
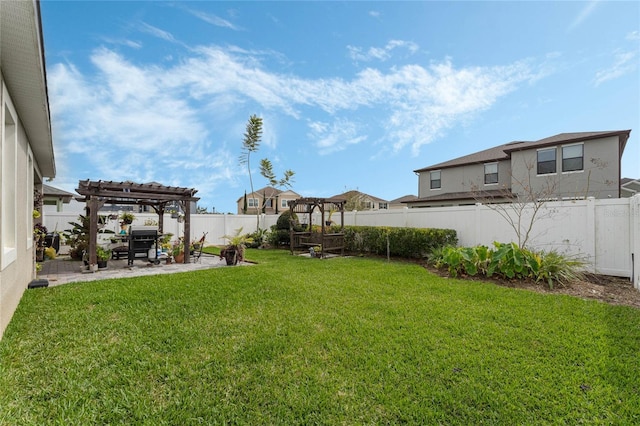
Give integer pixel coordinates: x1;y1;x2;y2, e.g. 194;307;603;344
430;171;441;189
2;98;18;269
26;150;34;248
537;148;556;174
265;198;272;208
379;202;388;209
281;198;289;209
484;163;498;184
248;198;259;207
364;201;372;209
562;144;583;172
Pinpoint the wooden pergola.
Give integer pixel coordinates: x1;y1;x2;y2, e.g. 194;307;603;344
75;180;199;266
288;197;346;258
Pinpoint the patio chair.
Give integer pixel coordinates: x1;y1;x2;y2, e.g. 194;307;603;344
191;232;207;263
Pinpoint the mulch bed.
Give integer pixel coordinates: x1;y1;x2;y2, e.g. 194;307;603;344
422;264;640;309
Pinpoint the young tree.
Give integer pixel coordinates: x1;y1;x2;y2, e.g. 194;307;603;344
239;115;295;229
471;159;557;249
239;114;262;211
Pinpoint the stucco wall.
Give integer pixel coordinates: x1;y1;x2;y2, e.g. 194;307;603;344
418;159;511;198
509;136;621;200
0;82;37;339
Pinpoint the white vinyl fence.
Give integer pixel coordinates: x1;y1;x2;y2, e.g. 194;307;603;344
44;194;640;289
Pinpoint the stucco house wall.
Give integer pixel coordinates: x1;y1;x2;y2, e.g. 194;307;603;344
418;160;512;199
0;1;55;339
509;135;622;200
411;131;629;208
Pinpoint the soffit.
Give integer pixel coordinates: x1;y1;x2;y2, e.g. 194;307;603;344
1;1;55;177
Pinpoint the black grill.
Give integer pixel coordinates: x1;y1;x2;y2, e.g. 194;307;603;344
128;227;159;265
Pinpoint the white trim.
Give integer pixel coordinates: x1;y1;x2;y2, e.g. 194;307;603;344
26;148;34;248
1;85;18;270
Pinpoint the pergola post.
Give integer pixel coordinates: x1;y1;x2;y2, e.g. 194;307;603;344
182;200;191;264
88;195;98;267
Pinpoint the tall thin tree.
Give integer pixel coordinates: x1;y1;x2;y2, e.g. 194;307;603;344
239;114;263;211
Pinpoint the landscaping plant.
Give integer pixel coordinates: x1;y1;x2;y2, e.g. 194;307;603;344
431;242;584;288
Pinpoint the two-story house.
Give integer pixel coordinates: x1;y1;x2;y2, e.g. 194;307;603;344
237;186;301;215
407;130;631;208
1;1;56;339
332;190;389;211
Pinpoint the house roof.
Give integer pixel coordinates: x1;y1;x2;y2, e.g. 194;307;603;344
390;194;418;204
621;178;640;195
331;190;389;203
405;189;514;204
236;186;300;203
1;1;55;177
43;184;75;202
414;130;631;173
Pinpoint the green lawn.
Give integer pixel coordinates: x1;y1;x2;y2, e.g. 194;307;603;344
1;249;639;424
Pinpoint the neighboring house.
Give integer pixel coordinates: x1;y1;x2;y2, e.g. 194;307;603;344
237;186;301;215
621;178;640;198
1;1;56;339
389;194;418;209
406;130;631;208
42;184;74;212
332;190;389;211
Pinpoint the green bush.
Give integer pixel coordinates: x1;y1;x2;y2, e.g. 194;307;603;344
433;242;584;288
343;226;457;259
276;210;300;230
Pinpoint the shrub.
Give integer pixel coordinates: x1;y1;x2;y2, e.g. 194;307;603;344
267;228;290;247
537;250;584;289
246;228;269;248
343;226;457;259
276;210;300;230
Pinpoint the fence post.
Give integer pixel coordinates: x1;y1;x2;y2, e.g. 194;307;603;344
631;195;640;289
585;197;596;274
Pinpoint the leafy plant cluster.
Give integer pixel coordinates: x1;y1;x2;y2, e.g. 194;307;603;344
267;210;304;247
430;242;584;288
343;226;457;259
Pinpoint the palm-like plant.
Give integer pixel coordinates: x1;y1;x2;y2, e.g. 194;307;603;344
220;227;254;265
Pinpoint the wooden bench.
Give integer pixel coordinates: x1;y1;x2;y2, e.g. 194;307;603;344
297;232;345;257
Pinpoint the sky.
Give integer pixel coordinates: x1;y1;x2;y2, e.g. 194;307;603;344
40;1;639;214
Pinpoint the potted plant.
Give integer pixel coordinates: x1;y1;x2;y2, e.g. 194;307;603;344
119;211;135;233
220;228;253;266
325;207;336;226
171;239;185;263
96;246;111;269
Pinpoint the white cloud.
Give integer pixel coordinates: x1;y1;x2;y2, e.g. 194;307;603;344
593;50;638;86
138;22;177;43
307;119;367;155
187;9;240;30
347;39;419;62
48;43;540;198
626;31;640;41
567;1;600;32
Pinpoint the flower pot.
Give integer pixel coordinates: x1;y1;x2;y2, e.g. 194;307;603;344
174;252;185;263
97;260;108;269
223;249;238;266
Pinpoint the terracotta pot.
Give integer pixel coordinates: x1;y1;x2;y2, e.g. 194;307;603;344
174;252;185;263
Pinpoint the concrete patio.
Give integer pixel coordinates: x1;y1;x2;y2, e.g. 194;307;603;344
38;252;241;287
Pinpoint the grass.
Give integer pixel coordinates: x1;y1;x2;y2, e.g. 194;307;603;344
1;249;639;424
